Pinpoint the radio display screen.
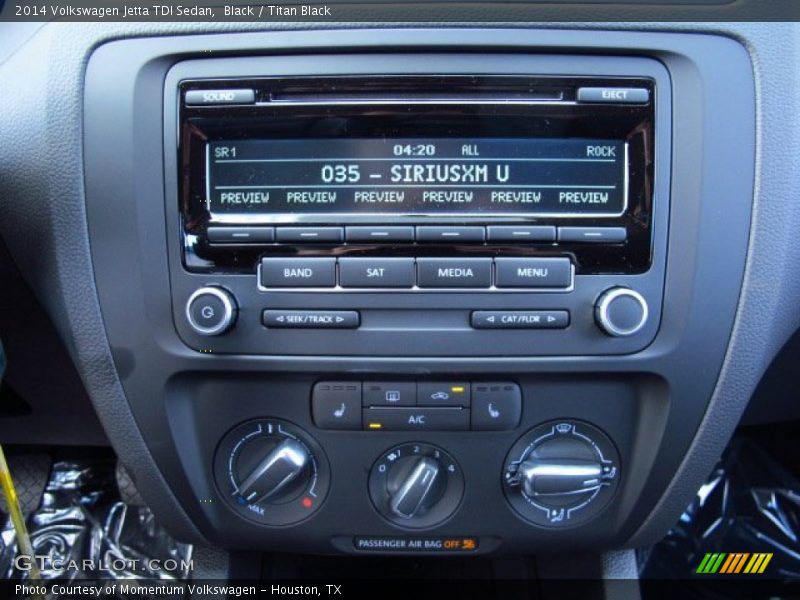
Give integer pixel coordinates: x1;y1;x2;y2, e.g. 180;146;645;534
206;138;627;220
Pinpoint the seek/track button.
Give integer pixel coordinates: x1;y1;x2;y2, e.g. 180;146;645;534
263;310;360;329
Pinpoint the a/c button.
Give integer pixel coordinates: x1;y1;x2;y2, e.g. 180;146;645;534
363;408;469;431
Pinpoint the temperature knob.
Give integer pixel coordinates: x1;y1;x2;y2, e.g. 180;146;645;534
213;419;330;526
503;421;619;527
369;443;463;529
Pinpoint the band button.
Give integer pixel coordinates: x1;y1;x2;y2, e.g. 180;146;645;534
260;257;336;287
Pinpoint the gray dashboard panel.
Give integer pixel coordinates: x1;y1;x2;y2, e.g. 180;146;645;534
81;27;753;552
1;21;797;553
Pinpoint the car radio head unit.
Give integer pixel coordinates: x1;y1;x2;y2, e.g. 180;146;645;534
179;75;655;274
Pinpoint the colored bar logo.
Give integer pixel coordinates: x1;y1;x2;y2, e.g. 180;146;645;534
696;552;773;574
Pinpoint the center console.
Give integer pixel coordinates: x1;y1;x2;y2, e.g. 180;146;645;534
82;29;755;555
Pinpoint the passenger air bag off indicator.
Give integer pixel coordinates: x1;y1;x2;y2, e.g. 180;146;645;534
354;537;479;552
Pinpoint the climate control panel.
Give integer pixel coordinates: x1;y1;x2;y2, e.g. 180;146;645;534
311;381;522;431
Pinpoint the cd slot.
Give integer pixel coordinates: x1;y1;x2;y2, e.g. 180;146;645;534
264;91;565;105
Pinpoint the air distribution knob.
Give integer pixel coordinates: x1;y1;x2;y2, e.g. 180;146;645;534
503;421;620;527
369;443;464;529
594;287;648;337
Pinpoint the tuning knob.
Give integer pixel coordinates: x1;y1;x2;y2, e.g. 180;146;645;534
595;287;648;337
503;421;620;527
185;286;237;336
369;444;463;529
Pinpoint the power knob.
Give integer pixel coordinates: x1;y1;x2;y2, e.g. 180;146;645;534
594;287;648;337
185;286;237;336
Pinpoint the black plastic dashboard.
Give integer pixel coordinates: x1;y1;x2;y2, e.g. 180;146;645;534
70;27;755;554
5;20;800;562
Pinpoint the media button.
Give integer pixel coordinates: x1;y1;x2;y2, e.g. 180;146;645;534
345;226;415;243
557;227;627;243
363;408;469;431
363;382;416;407
339;257;415;288
487;226;556;243
416;258;492;288
260;257;336;287
262;310;359;328
276;227;344;243
416;226;486;243
471;310;570;329
494;257;572;288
